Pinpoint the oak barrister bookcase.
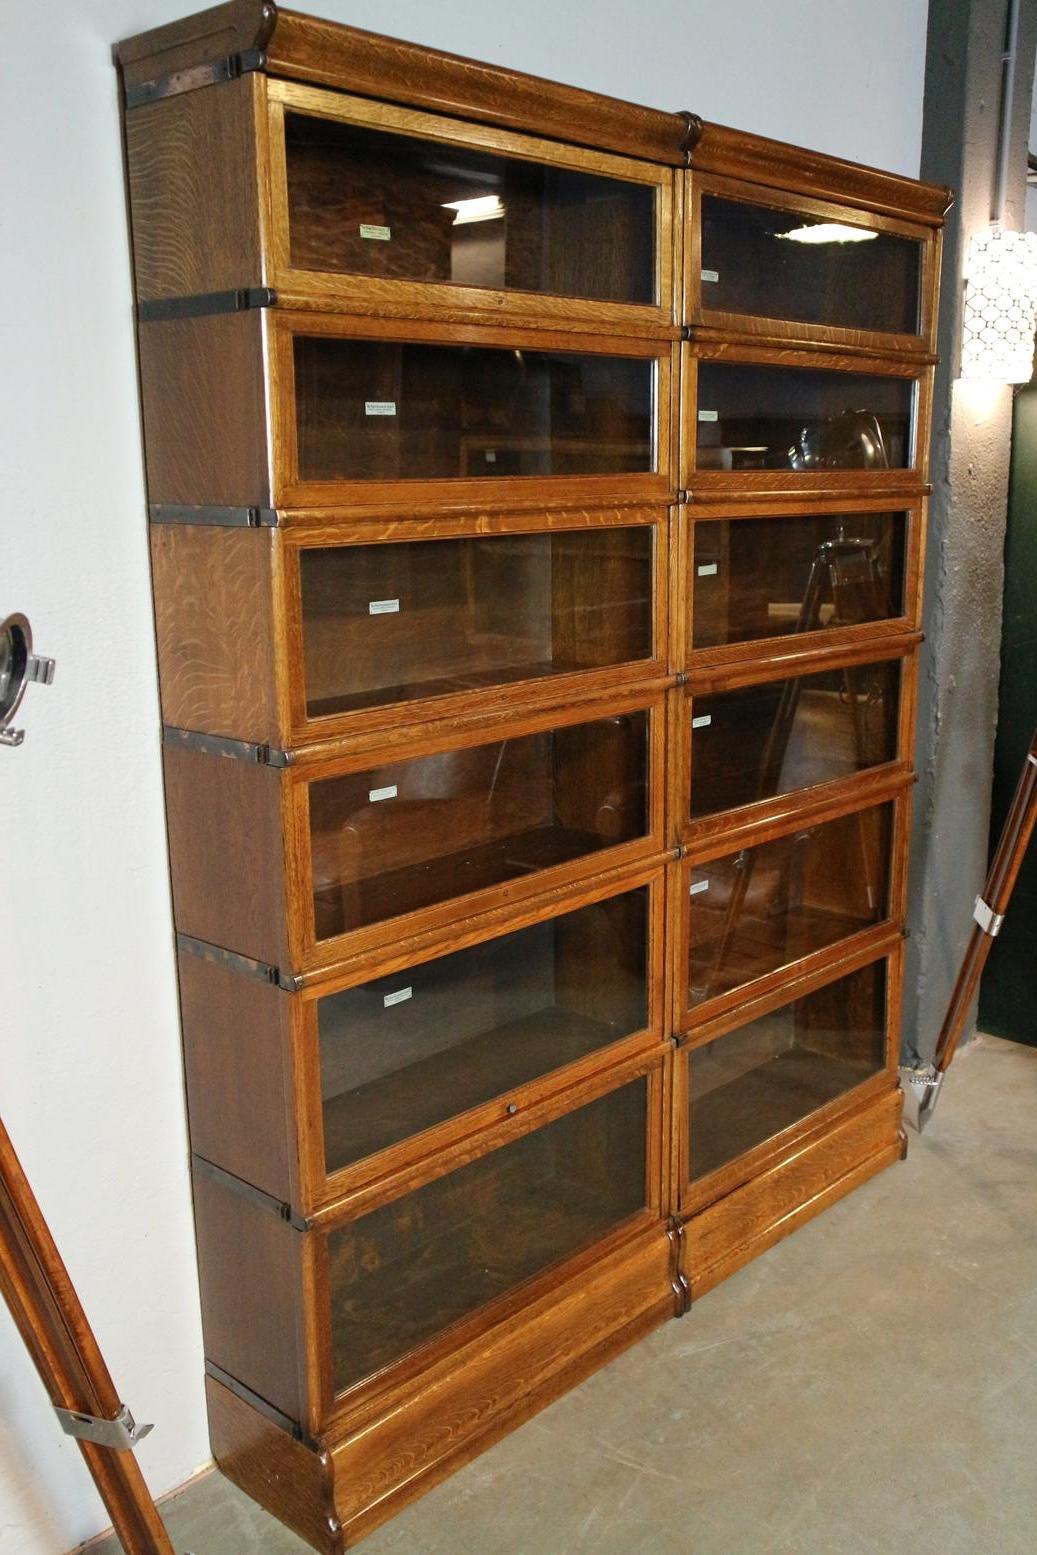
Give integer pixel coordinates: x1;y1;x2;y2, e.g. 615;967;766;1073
115;6;950;1548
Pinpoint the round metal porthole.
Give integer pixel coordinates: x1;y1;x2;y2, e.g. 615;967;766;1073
0;614;54;746
0;614;32;728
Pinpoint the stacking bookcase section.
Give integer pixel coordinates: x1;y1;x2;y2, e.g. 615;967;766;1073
137;309;676;515
267;81;678;335
118;6;950;1549
196;1050;674;1546
678;497;926;669
676;634;919;833
682;342;929;500
673;938;906;1297
163;687;665;975
151;505;669;745
179;861;667;1214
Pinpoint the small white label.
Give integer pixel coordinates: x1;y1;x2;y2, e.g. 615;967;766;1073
692;714;712;729
368;598;400;616
368;784;398;803
383;986;412;1008
360;223;391;241
484;449;497;463
365;401;397;416
697;562;719;577
698;409;718;423
689;879;711;896
701;268;720;283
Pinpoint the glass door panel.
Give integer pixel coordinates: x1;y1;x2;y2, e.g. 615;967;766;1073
691;511;907;650
293;336;656;483
328;1077;648;1390
300;527;654;719
687;960;886;1182
317;887;649;1172
695;362;914;471
700;195;922;335
689;659;901;820
284;111;656;305
309;709;649;940
686;802;892;1006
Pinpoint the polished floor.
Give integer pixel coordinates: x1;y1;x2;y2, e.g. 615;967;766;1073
83;1034;1037;1555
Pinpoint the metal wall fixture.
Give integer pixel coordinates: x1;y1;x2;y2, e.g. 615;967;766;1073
0;614;55;747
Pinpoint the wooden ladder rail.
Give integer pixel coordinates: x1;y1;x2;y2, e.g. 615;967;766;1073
932;725;1037;1076
0;1115;175;1555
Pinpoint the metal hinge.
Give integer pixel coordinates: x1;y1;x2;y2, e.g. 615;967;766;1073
149;504;278;528
176;933;301;993
973;895;1005;937
123;46;269;109
137;286;276;323
666;1218;692;1316
55;1403;153;1452
193;1156;311;1232
163;726;292;767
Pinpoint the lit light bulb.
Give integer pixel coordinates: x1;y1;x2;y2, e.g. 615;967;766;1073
777;222;879;245
442;195;505;225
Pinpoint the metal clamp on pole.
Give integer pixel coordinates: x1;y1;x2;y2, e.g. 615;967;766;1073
54;1402;154;1452
972;894;1005;937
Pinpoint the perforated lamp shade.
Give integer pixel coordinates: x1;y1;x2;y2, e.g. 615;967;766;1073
960;226;1037;384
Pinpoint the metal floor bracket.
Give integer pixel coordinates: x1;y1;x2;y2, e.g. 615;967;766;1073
54;1402;153;1452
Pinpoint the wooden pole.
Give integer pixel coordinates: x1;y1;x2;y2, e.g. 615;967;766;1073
0;1116;175;1554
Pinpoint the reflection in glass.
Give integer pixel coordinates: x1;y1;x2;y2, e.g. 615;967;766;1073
688;960;886;1180
700;195;921;335
687;803;892;1005
328;1078;648;1389
295;337;655;482
695;363;913;471
309;711;649;940
285;112;656;304
300;528;653;719
689;660;900;819
318;889;649;1171
691;512;906;650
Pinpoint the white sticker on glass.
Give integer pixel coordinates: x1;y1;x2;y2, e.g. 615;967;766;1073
696;562;719;577
368;599;400;615
368;784;398;803
359;224;391;241
689;879;711;896
383;986;413;1007
698;409;719;423
692;714;712;729
365;401;397;416
701;268;720;283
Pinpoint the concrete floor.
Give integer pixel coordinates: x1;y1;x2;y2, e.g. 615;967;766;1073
84;1033;1037;1555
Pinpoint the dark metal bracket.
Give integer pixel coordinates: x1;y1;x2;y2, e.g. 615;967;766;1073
193;1155;311;1232
678;110;705;165
175;932;301;993
163;725;293;768
204;1361;306;1444
149;504;279;529
666;1218;692;1316
137;286;276;323
124;46;268;109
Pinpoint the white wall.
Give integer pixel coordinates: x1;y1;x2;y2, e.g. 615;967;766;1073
0;2;929;1550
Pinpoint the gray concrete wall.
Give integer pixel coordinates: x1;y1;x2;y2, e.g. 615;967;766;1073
906;0;1037;1061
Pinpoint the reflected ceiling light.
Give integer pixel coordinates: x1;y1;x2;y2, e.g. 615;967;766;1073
777;222;878;244
442;194;504;225
960;225;1037;384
